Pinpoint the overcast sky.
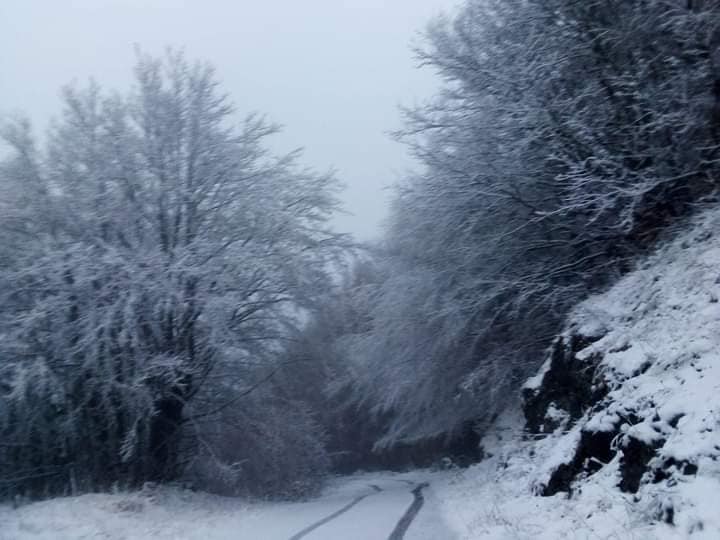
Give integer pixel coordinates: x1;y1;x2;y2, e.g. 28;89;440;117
0;0;459;240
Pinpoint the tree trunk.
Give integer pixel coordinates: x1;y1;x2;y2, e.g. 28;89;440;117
148;396;184;482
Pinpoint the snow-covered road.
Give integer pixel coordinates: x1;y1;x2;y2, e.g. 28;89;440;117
236;474;456;540
0;472;458;540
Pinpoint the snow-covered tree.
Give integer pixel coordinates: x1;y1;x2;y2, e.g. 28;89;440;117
344;0;720;447
0;50;343;497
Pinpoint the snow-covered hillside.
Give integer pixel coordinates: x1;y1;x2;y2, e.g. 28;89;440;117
431;210;720;539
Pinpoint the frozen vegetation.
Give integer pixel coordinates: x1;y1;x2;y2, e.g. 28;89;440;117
2;0;720;538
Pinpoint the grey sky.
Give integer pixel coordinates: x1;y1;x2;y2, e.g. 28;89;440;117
0;0;458;240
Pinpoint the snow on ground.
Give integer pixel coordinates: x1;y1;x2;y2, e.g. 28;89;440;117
430;209;720;539
0;471;455;540
431;406;667;539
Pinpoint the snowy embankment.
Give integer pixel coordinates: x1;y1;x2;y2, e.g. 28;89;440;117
0;472;455;540
431;209;720;539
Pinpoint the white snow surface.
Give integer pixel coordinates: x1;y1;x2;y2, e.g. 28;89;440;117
430;209;720;539
0;471;455;540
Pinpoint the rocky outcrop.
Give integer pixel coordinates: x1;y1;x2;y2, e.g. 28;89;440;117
523;327;705;500
522;332;607;436
522;329;679;497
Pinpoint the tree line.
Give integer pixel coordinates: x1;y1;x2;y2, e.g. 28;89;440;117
295;0;720;456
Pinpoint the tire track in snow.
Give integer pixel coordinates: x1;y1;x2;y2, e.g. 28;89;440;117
287;485;382;540
387;482;429;540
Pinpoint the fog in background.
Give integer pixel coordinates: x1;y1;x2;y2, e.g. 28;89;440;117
0;0;458;240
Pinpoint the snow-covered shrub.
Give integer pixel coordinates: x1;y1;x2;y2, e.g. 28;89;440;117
185;397;331;500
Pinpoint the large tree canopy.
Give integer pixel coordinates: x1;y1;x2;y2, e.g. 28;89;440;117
0;51;343;496
339;0;720;447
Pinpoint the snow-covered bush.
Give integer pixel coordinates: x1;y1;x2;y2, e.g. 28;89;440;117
185;396;331;500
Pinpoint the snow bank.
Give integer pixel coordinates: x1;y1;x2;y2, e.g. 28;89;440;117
431;209;720;539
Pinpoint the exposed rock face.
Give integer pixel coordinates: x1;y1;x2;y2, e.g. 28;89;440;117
522;332;606;436
618;435;664;493
541;427;618;496
521;330;621;496
523;324;704;499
